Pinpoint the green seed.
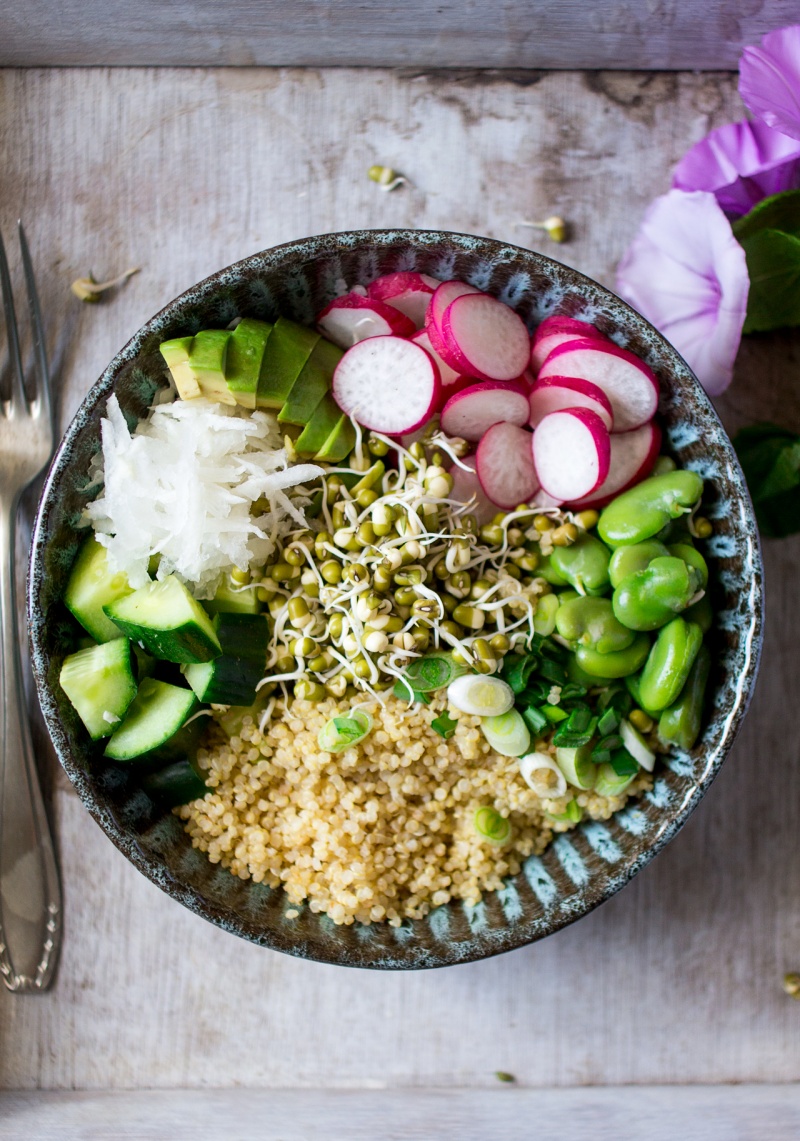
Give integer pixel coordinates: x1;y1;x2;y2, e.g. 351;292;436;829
331;504;347;530
385;616;404;633
551;523;579;547
356;522;377;546
395;567;424;587
230;566;250;585
434;560;451;580
308;653;334;672
440;619;464;640
470;578;493;601
368;435;389;456
342;563;369;585
328;614;344;639
489;633;511;654
294;678;327;701
284;547;305;567
395;586;419;606
575;509;600;530
447;571;471;598
290;636;318;657
320;560;342;585
372;503;396;535
480;524;504;546
534;515;554;532
356;488;379;508
275;654;296;673
411;598;439;619
288;597;312;624
373;566;393;591
693;516;713;539
452;604;486;630
314;531;332;557
629;708;654;733
271;562;300;583
441;593;459;614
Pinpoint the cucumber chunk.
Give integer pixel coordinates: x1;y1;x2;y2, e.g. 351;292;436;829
64;535;133;643
142;759;209;808
59;638;138;740
104;575;222;664
225;318;273;409
204;575;262;616
278;337;343;426
256;317;319;409
104;678;199;760
184;613;270;705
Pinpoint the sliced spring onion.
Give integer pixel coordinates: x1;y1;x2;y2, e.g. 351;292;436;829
473;806;512;846
501;652;540;695
404;652;465;694
597;707;620;736
431;712;458;739
609;748;639;777
518;753;568;799
447;674;514;717
552;703;598;747
481;709;531;757
520;705;549;736
393;679;430;705
532;592;559;636
539;658;568;685
555;744;598;790
619;719;656;772
546;799;583;825
594;762;636;798
541;703;568;723
317;709;373;753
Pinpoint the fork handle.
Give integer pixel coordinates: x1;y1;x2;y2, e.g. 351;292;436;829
0;495;61;991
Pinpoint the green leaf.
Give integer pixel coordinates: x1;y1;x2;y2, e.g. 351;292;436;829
739;228;800;333
734;423;800;538
732;190;800;243
431;712;458;739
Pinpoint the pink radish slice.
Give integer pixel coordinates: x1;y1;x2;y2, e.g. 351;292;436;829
332;336;440;435
368;272;440;328
440;293;531;382
531;326;608;373
317;294;415;348
441;380;530;442
528;376;614;431
476;422;539;509
538;338;658;432
410;329;464;388
449;458;497;525
534;315;605;339
426;280;482;338
566;421;662;509
532;409;611;502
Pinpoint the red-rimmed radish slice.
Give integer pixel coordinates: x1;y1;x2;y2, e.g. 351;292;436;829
318;293;415;348
441;380;530;442
440;293;531;382
410;328;464;389
476;422;539;509
332;336;440;435
566;421;662;509
368;272;440;328
449;458;497;524
532;409;610;501
426;280;482;337
531;325;608;373
528;376;614;431
538;339;658;431
534;315;606;340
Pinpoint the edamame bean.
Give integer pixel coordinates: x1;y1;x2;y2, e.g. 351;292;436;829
574;633;650;679
637;617;703;711
612;556;701;631
556;596;636;654
668;543;709;590
535;552;569;587
567;656;610;688
624;672;660;718
608;540;670;588
657;643;711;750
598;470;704;547
532;592;559;636
550;533;611;595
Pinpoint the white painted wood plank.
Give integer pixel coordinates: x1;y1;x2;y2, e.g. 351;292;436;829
0;68;798;1093
1;1;798;70
2;1087;800;1141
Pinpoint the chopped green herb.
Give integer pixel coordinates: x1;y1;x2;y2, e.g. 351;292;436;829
317;710;373;753
597;707;620;736
541;703;569;723
474;806;511;845
431;712;458;739
539;658;568;685
609;747;639;777
546;799;583;825
405;652;463;693
520;705;549;736
501;651;540;694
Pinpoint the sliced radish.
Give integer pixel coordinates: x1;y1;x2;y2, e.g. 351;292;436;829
528;376;614;431
532;409;611;502
410;328;465;389
449;458;497;525
531;326;608;373
441;380;530;442
367;272;440;328
538;339;659;432
332;336;440;435
476;422;539;509
535;315;604;339
317;294;415;348
440;293;531;382
566;421;662;509
426;279;482;338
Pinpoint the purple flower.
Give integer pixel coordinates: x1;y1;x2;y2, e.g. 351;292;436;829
616;190;749;396
672;119;800;216
739;25;800;141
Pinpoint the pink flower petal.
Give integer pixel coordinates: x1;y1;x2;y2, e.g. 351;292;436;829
739;25;800;141
673;119;800;215
616;190;749;396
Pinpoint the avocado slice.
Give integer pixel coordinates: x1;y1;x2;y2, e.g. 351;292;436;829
256;318;319;409
315;413;356;463
167;329;235;405
160;336;200;399
278;337;343;427
225;318;273;409
295;392;344;458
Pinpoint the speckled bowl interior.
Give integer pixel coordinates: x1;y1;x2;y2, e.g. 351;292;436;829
29;230;763;969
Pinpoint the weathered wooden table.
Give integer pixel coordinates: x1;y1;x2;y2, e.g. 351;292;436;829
0;66;799;1139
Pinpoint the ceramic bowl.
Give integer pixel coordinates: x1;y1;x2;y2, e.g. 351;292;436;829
29;230;763;969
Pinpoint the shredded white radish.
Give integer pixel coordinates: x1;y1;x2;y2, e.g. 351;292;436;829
85;395;322;598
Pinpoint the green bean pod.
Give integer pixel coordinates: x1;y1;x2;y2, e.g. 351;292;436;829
597;470;704;548
550;532;611;595
638;617;703;711
556;596;635;654
657;643;711;750
612;557;701;632
574;633;650;679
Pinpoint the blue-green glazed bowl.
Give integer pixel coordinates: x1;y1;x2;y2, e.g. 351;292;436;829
28;230;763;969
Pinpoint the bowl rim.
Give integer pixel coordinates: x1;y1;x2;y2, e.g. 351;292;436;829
28;228;765;968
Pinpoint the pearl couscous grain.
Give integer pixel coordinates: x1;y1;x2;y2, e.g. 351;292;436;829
179;695;652;926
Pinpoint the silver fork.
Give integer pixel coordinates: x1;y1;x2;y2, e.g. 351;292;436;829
0;223;61;992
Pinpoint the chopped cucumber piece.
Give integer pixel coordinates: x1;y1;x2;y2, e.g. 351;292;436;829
184;613;270;705
59;638;137;740
278;337;343;426
225;318;273;409
64;535;133;643
256;317;319;409
104;575;221;664
104;678;199;761
315;414;356;463
204;575;262;615
142;758;209;808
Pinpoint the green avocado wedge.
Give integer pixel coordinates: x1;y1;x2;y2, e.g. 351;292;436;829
295;392;344;458
225;318;273;409
256;318;319;409
315;413;356;463
278;337;343;426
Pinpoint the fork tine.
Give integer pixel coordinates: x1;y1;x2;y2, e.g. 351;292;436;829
17;222;52;429
0;229;26;409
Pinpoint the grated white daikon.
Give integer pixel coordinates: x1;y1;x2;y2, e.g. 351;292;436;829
84;395;323;598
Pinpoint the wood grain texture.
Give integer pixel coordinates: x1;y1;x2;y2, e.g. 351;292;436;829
0;67;798;1093
2;1087;800;1140
1;1;798;70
